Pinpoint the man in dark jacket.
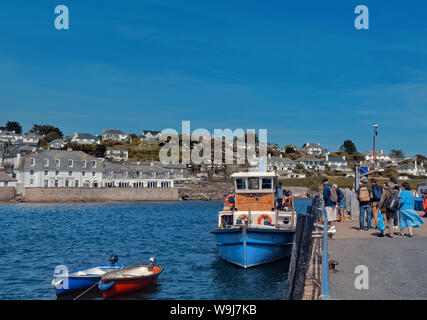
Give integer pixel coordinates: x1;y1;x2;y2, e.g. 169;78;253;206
357;176;372;230
378;182;398;237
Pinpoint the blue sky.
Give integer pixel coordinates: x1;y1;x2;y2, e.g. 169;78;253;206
0;1;426;155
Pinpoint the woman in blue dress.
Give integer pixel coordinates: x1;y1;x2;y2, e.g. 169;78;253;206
399;182;424;237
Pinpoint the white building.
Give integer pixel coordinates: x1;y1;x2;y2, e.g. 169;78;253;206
71;132;100;145
301;143;327;155
0;172;17;187
140;130;162;141
102;129;129;142
397;161;426;176
16;149;103;188
48;139;65;149
296;155;326;171
365;150;392;163
325;154;351;171
266;154;297;172
105;147;129;162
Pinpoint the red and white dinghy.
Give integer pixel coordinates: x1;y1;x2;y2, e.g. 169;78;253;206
98;258;163;299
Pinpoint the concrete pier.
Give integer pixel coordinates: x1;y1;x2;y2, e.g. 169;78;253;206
328;213;427;299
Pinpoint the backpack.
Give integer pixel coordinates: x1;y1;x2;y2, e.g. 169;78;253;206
372;184;383;202
359;186;370;202
336;188;344;203
386;193;400;211
329;187;338;203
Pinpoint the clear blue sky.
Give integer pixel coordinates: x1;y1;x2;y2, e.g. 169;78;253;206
0;1;426;156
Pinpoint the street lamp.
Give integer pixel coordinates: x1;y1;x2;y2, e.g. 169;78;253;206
372;124;378;172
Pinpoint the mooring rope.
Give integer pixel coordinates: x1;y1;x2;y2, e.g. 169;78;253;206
72;280;101;300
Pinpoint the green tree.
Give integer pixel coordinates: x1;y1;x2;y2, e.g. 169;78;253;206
390;149;405;160
340;140;357;155
5;121;22;134
30;124;63;138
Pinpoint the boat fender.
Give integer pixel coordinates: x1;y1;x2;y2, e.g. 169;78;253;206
257;214;272;225
98;281;115;291
51;278;63;288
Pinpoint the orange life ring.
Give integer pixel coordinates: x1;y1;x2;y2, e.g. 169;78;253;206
258;214;272;225
225;194;235;207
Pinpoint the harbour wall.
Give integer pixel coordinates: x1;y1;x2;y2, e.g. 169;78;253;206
0;187;16;202
21;187;179;203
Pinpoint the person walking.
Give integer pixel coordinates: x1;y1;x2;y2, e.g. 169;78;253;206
370;178;383;229
398;182;424;237
322;178;337;234
333;184;344;220
378;182;399;237
357;177;372;231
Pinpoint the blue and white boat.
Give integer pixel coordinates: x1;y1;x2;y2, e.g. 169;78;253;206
51;255;124;296
212;171;296;268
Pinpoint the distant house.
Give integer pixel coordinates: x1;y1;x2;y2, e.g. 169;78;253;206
21;132;42;146
141;130;162;141
2;146;37;173
0;171;17;187
397;161;426;176
16;149;103;188
266;154;297;172
71;132;100;145
105;147;129;162
0;130;22;144
325;154;351;171
296;155;326;171
103;162;174;188
364;150;392;163
102;129;129;142
300;142;327;156
48;139;65;149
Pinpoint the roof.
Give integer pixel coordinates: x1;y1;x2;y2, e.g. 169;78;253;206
327;157;347;163
297;155;325;162
17;149;103;171
141;130;161;136
230;171;278;178
0;172;16;182
104;129;124;135
74;133;99;140
268;156;296;164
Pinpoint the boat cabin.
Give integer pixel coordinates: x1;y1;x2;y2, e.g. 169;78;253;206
218;172;295;229
232;172;277;211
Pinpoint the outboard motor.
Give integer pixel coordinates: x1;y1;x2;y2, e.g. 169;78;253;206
109;254;118;267
148;257;155;271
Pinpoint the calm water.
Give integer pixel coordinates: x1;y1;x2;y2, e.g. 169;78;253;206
0;199;312;300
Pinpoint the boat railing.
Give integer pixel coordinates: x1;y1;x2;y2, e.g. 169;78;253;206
318;200;334;300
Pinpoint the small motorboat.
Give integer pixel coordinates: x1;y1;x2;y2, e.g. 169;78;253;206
98;258;163;299
52;254;124;296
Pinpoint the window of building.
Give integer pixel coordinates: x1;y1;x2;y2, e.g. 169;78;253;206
82;171;85;176
68;159;73;167
81;160;86;168
30;179;34;185
43;158;49;167
65;180;69;187
92;160;96;168
69;171;72;176
75;180;79;187
30;158;35;166
30;170;34;176
92;172;96;177
55;180;59;187
44;180;49;187
44;170;48;176
55;171;59;176
55;159;60;167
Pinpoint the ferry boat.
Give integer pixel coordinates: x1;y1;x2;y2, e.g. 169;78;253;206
212;171;296;268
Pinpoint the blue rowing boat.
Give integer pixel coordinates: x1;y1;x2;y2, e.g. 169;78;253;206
52;255;124;296
212;171;296;268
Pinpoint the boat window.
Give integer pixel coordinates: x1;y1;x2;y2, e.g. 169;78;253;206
247;177;260;190
236;178;246;190
261;178;272;189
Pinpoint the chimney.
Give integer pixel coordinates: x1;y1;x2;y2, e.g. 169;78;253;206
415;161;418;171
342;155;346;160
325;154;329;161
279;154;282;158
268;153;271;159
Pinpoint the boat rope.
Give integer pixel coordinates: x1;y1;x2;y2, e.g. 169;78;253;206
72;280;100;300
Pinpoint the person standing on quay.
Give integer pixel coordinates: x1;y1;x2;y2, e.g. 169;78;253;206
370;178;383;229
357;177;372;231
378;182;398;237
322;178;337;234
276;182;284;210
398;182;424;237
